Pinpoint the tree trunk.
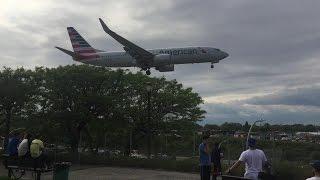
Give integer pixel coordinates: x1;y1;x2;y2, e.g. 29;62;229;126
70;136;80;163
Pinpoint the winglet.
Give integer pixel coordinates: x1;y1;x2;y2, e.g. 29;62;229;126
99;18;111;32
55;46;76;57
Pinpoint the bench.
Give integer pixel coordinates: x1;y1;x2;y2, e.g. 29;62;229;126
2;154;53;180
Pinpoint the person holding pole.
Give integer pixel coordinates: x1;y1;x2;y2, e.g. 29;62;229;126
225;138;267;180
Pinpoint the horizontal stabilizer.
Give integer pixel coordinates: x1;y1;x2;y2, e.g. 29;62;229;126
55;46;76;57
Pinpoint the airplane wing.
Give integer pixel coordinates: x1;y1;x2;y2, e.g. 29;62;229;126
99;18;154;68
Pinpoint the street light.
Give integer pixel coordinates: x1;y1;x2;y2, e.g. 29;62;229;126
146;82;152;159
246;118;266;149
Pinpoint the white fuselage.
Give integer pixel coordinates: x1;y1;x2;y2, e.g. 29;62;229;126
76;47;228;67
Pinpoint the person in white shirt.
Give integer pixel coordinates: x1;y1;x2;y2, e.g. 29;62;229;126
18;133;31;157
226;138;268;180
306;160;320;180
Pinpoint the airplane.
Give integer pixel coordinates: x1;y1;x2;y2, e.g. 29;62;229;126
56;18;229;75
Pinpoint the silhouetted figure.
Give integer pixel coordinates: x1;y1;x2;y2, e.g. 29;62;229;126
199;135;211;180
211;142;222;180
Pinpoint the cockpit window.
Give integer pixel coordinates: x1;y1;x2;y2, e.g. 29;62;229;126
216;48;221;51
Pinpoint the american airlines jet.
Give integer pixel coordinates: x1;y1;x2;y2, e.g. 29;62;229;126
56;18;229;75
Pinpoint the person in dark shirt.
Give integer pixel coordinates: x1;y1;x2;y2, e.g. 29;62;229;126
7;132;21;156
211;142;222;180
199;135;211;180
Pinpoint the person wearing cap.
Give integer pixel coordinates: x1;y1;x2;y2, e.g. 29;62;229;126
225;138;267;180
306;160;320;180
199;135;211;180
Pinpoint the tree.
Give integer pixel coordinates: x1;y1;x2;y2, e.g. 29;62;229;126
0;65;206;158
0;67;35;149
220;122;242;131
243;121;250;131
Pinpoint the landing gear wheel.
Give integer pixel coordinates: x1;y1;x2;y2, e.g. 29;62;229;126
211;64;214;68
146;69;151;75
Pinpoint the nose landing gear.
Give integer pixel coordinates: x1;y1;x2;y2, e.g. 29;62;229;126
146;69;151;75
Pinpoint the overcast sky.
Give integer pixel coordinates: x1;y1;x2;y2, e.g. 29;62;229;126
1;0;320;125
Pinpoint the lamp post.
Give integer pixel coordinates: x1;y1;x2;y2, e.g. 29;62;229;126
146;82;152;159
246;119;265;149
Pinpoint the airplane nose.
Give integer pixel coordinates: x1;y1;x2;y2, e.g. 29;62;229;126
222;51;229;59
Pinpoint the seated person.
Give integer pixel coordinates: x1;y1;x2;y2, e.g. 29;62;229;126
30;137;51;168
18;133;31;157
7;132;21;156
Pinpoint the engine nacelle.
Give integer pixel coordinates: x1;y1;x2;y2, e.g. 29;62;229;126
153;54;171;65
155;64;174;72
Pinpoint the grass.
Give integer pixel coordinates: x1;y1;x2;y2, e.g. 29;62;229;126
54;153;200;173
0;177;11;180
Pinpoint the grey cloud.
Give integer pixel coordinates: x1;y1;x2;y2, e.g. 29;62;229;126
202;86;320;125
247;86;320;107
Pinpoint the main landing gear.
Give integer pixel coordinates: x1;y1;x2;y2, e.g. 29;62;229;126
146;69;151;75
211;62;214;69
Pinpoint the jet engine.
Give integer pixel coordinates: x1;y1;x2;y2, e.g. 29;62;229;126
155;64;174;72
153;54;171;65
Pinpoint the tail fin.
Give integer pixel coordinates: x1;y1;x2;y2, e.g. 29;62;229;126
67;27;97;54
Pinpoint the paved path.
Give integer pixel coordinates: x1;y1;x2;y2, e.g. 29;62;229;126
46;167;199;180
1;165;199;180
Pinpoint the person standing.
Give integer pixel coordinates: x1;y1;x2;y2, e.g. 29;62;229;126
211;142;222;180
306;160;320;180
199;135;211;180
226;138;267;180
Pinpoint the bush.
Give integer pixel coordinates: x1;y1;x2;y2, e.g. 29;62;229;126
310;151;320;160
54;153;199;173
273;161;312;180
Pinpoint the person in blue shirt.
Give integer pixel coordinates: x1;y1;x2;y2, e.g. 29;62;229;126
7;132;21;156
199;135;211;180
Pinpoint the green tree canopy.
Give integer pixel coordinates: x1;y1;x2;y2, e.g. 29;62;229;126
0;65;206;156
